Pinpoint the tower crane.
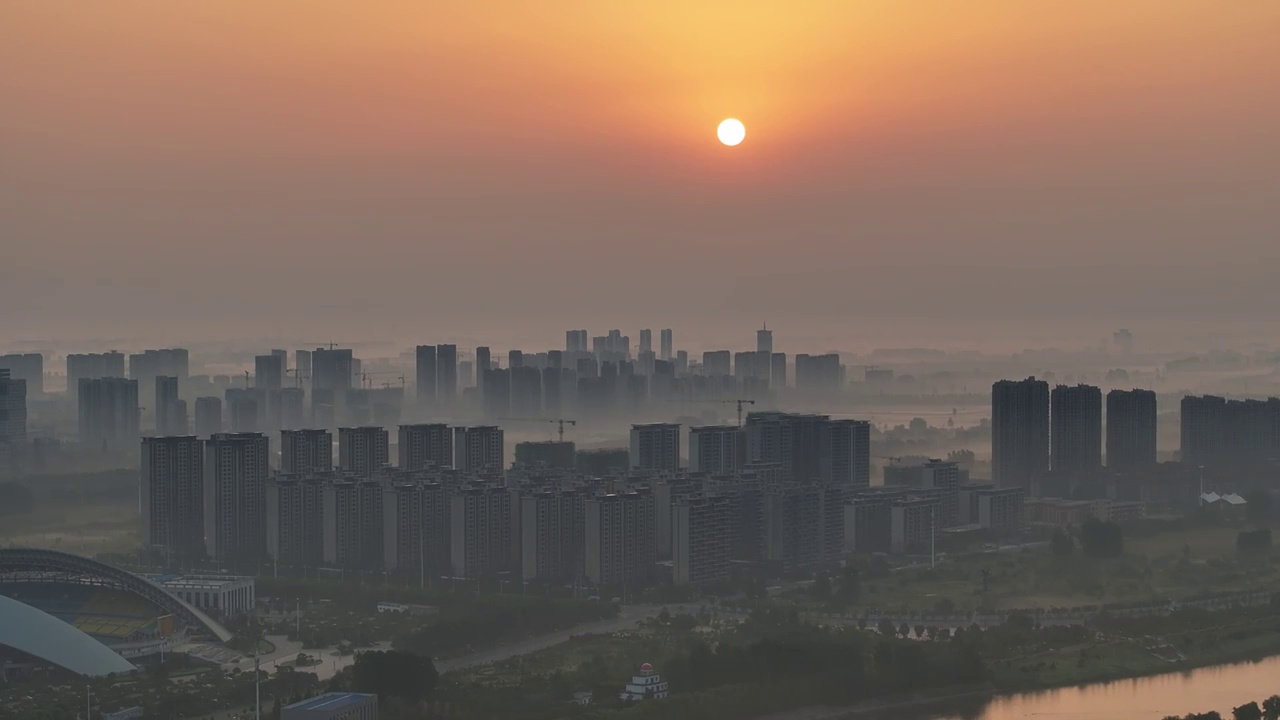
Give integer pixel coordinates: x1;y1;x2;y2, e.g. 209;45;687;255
499;417;578;442
675;398;756;426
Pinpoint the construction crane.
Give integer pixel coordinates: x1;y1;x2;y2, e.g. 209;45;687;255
499;417;578;442
669;398;757;426
286;368;310;388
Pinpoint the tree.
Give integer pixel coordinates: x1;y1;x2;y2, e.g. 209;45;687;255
909;417;928;433
1051;530;1075;557
898;623;910;639
1245;489;1274;528
351;650;438;702
1080;517;1123;558
810;573;832;600
878;618;896;637
835;567;861;603
1234;702;1263;720
1261;695;1280;720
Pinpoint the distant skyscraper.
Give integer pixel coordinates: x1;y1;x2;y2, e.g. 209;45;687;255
294;349;313;383
203;432;269;563
991;377;1050;487
629;423;680;471
0;353;43;397
280;387;305;430
155;375;184;436
310;348;353;392
702;351;731;378
1051;384;1102;473
482;368;511;419
1106;389;1157;469
794;354;841;393
437;345;458;406
398;423;452;470
281;429;333;475
255;354;284;391
66;351;125;403
0;370;28;447
511;366;541;415
475;347;491;392
225;388;262;433
141;435;204;561
770;353;787;389
757;324;773;354
338;426;388;477
78;377;139;453
193;396;222;438
659;329;673;361
688;425;744;475
415;345;437;410
639;329;652;356
675;350;688;376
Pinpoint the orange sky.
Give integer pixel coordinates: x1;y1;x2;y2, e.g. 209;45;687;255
3;2;1279;347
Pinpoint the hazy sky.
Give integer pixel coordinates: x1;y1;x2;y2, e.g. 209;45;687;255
3;2;1279;350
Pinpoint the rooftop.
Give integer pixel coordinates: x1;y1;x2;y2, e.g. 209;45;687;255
284;693;375;713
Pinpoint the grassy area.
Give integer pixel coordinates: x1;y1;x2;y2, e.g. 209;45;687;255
852;524;1280;613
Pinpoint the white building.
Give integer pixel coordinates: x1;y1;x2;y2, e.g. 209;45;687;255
161;574;255;618
620;663;669;702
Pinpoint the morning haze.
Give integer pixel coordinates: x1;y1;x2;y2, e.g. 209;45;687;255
3;4;1280;720
3;2;1278;346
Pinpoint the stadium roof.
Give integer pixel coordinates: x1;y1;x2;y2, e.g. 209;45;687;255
0;594;136;677
0;548;232;642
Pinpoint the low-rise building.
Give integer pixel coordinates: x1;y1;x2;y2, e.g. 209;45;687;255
619;663;669;702
160;575;256;619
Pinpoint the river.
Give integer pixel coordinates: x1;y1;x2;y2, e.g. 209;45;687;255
877;655;1280;719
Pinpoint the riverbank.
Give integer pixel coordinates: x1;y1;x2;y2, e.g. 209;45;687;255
757;610;1280;720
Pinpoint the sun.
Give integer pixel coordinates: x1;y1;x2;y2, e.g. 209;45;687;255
717;118;745;147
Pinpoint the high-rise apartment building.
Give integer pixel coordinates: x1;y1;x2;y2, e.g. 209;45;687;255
475;347;491;392
659;329;673;361
763;484;823;572
66;352;125;402
1051;384;1102;473
820;419;871;488
1106;389;1157;469
294;349;313;383
338;426;389;477
1180;395;1280;469
672;494;732;586
255;354;284;391
436;345;458;406
0;354;43;397
265;475;326;568
481;368;511;419
449;484;512;577
281;429;333;474
141;435;204;561
745;412;827;483
78;377;139;453
310;348;353;392
629;423;680;472
280;387;305;430
398;423;452;469
584;489;656;587
193;396;222;437
415;345;437;410
794;353;841;393
688;425;744;475
991;377;1050;487
0;370;28;447
155;376;185;436
702;351;731;378
511;366;542;416
453;426;504;474
520;488;586;584
203;432;269;563
770;353;787;389
638;329;652;356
